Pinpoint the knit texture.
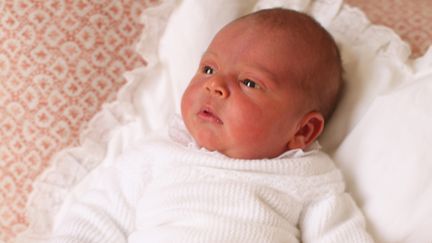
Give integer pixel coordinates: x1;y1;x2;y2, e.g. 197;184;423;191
51;118;373;243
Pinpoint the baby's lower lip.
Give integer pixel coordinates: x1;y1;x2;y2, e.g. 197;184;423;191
197;109;223;124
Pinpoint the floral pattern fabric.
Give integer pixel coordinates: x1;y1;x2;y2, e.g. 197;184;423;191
0;0;156;242
346;0;432;58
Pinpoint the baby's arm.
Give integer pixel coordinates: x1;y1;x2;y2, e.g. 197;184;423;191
50;150;150;243
300;193;374;242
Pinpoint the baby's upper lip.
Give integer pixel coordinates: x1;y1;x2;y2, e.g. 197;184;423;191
198;106;223;124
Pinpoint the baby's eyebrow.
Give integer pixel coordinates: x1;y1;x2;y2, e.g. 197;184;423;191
201;51;218;59
246;64;278;85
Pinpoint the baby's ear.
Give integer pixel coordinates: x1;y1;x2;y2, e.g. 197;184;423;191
287;112;324;150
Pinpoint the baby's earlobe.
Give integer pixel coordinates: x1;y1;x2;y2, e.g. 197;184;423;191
288;112;324;150
287;136;307;150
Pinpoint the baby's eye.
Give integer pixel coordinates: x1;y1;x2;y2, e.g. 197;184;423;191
202;65;214;75
241;79;260;89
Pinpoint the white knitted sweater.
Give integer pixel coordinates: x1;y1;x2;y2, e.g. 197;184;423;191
51;119;373;243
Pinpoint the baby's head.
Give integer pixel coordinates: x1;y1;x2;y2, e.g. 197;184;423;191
181;8;343;159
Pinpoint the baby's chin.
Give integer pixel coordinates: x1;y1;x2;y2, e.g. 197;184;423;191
195;138;220;154
185;122;286;160
193;137;235;158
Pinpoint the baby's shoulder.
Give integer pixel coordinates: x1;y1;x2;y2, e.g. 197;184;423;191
288;150;339;176
294;151;346;202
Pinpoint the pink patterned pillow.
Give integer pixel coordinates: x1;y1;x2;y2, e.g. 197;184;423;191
346;0;432;58
0;1;157;242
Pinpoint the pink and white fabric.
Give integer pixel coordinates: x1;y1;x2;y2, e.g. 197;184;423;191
346;0;432;58
0;1;156;242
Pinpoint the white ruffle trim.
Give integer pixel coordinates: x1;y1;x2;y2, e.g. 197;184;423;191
15;0;428;242
15;1;179;242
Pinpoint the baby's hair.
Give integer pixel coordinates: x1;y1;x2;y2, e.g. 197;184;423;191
237;8;344;122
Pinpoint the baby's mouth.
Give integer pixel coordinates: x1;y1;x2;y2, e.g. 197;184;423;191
197;107;223;125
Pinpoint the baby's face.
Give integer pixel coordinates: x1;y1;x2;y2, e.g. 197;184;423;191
181;19;310;159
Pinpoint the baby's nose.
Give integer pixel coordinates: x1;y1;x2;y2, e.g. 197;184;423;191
205;78;229;98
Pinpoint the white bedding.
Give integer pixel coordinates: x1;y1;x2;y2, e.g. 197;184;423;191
18;0;432;242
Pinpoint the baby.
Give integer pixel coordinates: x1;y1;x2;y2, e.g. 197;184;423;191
51;8;373;243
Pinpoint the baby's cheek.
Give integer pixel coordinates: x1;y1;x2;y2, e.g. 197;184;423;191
230;118;266;142
181;86;195;112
